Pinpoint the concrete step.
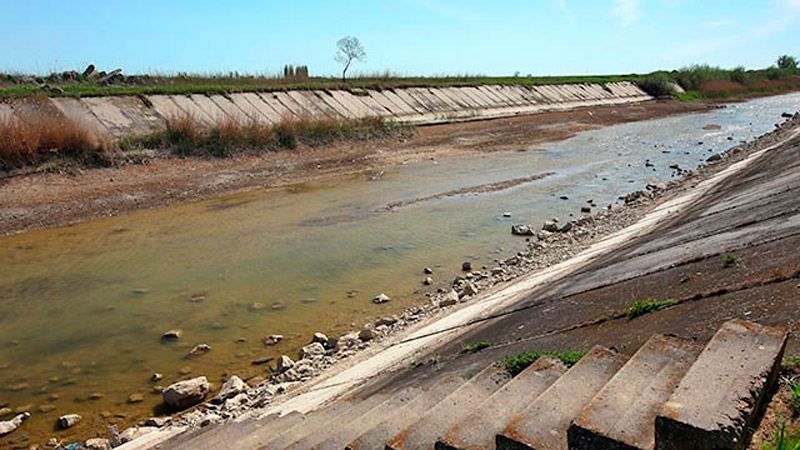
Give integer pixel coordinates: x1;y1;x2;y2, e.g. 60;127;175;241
655;319;788;450
254;394;383;450
213;411;303;450
496;346;628;450
346;373;468;450
436;357;567;450
310;387;421;450
386;364;512;450
568;335;703;450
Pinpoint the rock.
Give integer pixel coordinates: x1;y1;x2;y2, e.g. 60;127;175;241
300;342;325;359
537;230;553;240
187;344;211;358
511;224;534;236
150;373;163;382
0;407;11;418
310;332;328;345
358;327;376;342
81;64;97;79
439;290;459;308
375;316;398;327
706;154;722;162
264;334;283;346
503;212;512;217
213;376;248;403
423;277;433;285
162;377;210;410
423;267;434;274
559;195;569;200
38;404;56;413
251;356;274;365
372;293;391;304
459;282;479;298
276;355;295;374
144;417;170;428
127;393;144;403
558;222;573;233
0;412;30;436
581;206;591;213
462;261;473;271
117;426;158;444
782;112;793;118
58;414;82;429
542;220;559;232
161;329;182;341
85;438;111;450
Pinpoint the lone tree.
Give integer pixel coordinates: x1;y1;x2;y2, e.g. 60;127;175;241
335;36;366;82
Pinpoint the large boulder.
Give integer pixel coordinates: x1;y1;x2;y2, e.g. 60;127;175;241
162;376;210;410
58;413;82;429
511;224;534;236
276;355;295;373
300;342;326;359
213;375;248;403
542;220;559;232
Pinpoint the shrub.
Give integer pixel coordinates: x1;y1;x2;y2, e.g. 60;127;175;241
638;73;675;97
499;350;586;376
462;340;492;354
722;254;740;268
730;66;748;84
675;64;728;91
627;298;676;320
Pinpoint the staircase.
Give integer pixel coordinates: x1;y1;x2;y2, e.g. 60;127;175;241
172;319;788;449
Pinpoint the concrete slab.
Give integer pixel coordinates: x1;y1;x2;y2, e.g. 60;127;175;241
48;97;109;136
208;94;252;123
447;87;485;108
497;346;628;450
353;91;393;116
569;335;703;450
347;373;467;450
285;90;327;117
497;86;527;105
239;92;282;124
437;357;567;450
145;95;186;121
427;88;462;110
169;95;215;125
109;96;165;135
330;90;376;117
367;90;406;116
314;90;357;118
167;412;297;450
229;93;273;124
460;86;495;107
408;87;449;112
655;320;788;450
310;387;420;450
387;364;511;450
257;92;298;121
441;87;480;109
296;90;340;118
480;86;515;106
190;94;231;123
79;97;134;136
257;399;368;449
392;88;432;113
272;91;312;118
378;89;419;115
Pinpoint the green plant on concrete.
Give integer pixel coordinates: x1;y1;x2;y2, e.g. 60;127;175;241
790;381;800;415
462;340;492;354
763;422;800;450
499;350;586;376
785;355;800;368
722;254;740;268
627;298;676;320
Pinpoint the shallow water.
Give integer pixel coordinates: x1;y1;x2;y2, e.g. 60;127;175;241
1;93;798;445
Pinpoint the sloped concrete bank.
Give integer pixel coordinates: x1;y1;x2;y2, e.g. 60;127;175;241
0;82;651;137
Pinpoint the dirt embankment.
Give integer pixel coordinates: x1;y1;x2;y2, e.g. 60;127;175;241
0;100;708;235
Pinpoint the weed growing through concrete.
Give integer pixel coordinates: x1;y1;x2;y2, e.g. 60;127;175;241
499;350;586;376
722;254;741;268
763;422;800;450
790;382;800;416
461;340;492;354
627;298;677;320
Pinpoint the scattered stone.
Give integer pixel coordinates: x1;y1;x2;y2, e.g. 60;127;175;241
372;293;391;304
358;326;376;342
542;220;559;232
459;282;479;298
439;289;460;308
85;438;111;450
249;302;266;311
58;414;82;429
300;342;326;359
375;316;398;327
187;344;211;358
462;261;473;271
89;392;104;400
161;330;182;341
150;373;163;382
38;404;56;413
162;377;210;410
213;376;248;403
144;416;171;428
511;224;534;236
264;335;284;346
0;412;29;436
131;288;149;295
310;332;328;345
251;356;274;365
0;407;11;418
127;393;144;404
558;222;573;233
581;206;591;213
782;112;793;118
706;154;722;162
424;267;434;274
503;212;512;217
276;356;295;374
116;426;158;444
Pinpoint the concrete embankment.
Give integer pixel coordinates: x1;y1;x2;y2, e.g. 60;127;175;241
0;82;651;137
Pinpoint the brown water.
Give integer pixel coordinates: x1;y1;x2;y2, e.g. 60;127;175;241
1;93;798;446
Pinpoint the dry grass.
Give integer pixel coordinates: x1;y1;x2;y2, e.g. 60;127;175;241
0;113;109;170
124;114;406;157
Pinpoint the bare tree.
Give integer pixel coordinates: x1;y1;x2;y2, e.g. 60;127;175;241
335;36;366;82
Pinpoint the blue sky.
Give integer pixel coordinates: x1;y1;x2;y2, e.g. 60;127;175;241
1;0;798;76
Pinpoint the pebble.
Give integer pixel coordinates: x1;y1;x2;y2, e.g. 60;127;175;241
372;293;391;304
58;413;82;429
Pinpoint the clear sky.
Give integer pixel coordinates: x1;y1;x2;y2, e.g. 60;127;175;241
1;0;798;77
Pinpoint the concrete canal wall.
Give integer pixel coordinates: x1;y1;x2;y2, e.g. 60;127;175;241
0;82;651;138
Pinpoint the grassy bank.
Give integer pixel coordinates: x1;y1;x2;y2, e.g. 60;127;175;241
0;112;407;172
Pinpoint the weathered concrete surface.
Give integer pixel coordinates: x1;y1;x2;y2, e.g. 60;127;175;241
496;346;628;450
436;357;566;450
655;320;788;450
568;335;702;450
346;373;467;450
387;364;511;450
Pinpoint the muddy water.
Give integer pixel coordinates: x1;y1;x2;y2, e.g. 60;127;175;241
1;93;798;446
